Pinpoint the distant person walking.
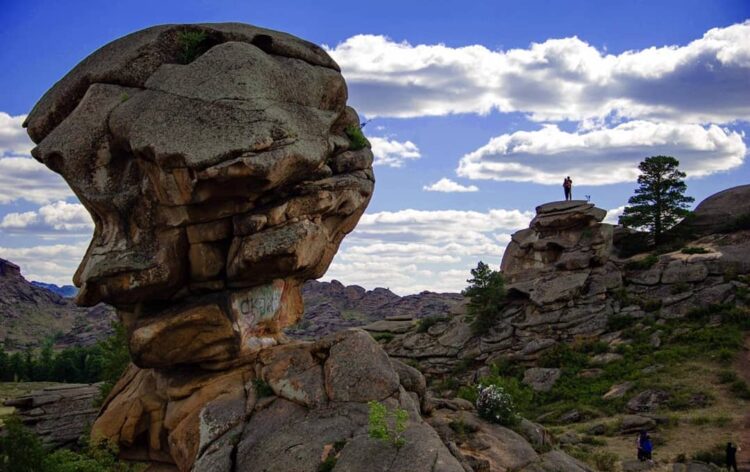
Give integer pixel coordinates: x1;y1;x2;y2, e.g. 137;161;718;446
636;431;653;462
563;176;573;200
727;442;739;472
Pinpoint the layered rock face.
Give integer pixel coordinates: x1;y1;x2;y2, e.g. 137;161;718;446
21;23;464;472
25;23;374;366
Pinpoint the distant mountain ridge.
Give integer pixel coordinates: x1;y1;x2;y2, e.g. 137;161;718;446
1;259;464;349
0;258;115;351
30;281;78;298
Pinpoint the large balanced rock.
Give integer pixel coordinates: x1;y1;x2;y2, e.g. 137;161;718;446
22;23;467;472
25;23;374;367
676;184;750;235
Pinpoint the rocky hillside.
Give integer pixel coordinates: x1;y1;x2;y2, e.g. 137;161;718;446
357;187;750;471
0;259;115;350
287;279;463;338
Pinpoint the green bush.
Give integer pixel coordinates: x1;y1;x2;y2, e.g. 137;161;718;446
0;416;141;472
417;316;448;333
345;125;370;151
96;322;131;405
462;261;506;334
718;370;738;384
606;314;637;331
253;378;275;398
177;30;209;64
592;451;618;472
692;443;726;465
681;246;709;254
538;344;588;370
730;380;750;400
367;401;408;448
371;332;394;343
624;254;659;271
475;384;519;426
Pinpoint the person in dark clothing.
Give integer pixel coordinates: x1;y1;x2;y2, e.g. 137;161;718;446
563;176;572;200
727;442;739;472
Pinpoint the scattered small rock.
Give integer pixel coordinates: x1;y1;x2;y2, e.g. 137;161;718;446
603;381;634;400
627;389;670;413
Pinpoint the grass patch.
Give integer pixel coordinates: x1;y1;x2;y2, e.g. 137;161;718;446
345;125;370;151
624;254;659;271
253;378;274;398
681;246;709;254
371;332;394;343
177;30;210;64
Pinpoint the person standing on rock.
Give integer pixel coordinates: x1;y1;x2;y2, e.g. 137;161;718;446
563;176;573;201
726;442;739;472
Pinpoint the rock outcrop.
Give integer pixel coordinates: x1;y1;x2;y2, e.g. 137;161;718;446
4;383;101;448
22;23;476;472
676;184;750;235
26;22;374;368
372;195;750;381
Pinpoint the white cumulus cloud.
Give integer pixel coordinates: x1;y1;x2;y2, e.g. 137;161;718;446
324;208;533;294
369;137;421;167
327;21;750;124
0;113;33;156
457;121;746;185
0;242;88;285
423;178;479;193
1;201;94;234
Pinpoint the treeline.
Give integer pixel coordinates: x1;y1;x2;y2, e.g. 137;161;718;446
0;324;129;387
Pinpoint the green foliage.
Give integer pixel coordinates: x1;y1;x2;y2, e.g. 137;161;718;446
253;378;274;398
96;323;131;405
624;254;659;271
538;344;588;370
616;231;653;258
462;261;506;334
0;416;141;472
619;156;694;245
367;401;408;448
371;332;394;343
177;30;209;64
637;297;662;313
345;125;370;151
692;443;727;466
475;384;520;426
718;370;737;384
729;379;750;400
317;440;346;472
475;375;533;414
0;416;46;472
606;314;637;331
592;451;618;472
0;322;130;388
417;316;449;333
670;282;690;295
681;246;709;254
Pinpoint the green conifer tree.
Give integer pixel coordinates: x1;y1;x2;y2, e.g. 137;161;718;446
619;156;694;245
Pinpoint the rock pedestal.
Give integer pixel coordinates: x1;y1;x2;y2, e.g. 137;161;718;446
24;23;466;471
501;200;614;306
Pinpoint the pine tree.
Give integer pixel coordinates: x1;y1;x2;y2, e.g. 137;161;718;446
619;156;694;245
462;261;506;334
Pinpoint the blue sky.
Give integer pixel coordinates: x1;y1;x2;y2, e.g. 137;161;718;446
0;0;748;293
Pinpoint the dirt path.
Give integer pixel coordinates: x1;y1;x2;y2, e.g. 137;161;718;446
737;334;750;472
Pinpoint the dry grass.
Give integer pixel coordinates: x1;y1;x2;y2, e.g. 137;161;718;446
0;381;67;424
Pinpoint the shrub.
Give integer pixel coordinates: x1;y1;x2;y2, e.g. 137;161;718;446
681;246;709;254
0;415;46;472
177;30;209;64
692;443;726;465
97;322;131;405
637;298;662;313
718;370;738;384
538;344;588;370
592;451;618;472
371;332;394;343
475;384;519;426
730;380;750;400
253;378;274;398
367;401;408;448
463;261;506;334
625;254;659;271
670;282;690;295
345;125;370;151
417;316;448;333
606;314;637;331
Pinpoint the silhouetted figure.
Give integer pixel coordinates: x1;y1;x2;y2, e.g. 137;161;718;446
563;176;573;200
727;442;739;472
